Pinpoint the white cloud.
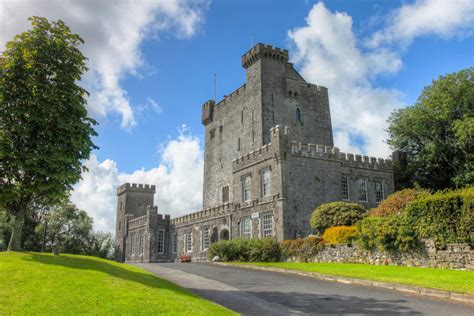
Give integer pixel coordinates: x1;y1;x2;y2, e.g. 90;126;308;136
288;2;403;157
0;0;207;129
368;0;474;48
288;1;474;157
70;126;203;232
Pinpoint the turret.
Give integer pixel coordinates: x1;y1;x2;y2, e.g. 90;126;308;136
201;100;215;126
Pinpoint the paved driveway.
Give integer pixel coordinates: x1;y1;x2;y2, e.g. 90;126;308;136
136;262;474;315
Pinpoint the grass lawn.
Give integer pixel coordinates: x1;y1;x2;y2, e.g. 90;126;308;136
0;252;235;315
231;262;474;295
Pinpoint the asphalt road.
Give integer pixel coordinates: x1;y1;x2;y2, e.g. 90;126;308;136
136;262;474;315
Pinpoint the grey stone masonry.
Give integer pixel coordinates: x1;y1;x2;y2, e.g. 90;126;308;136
115;43;396;263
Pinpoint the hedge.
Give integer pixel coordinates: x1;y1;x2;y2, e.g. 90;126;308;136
405;187;473;248
208;237;281;262
370;189;429;217
323;226;358;244
310;202;367;234
280;236;325;261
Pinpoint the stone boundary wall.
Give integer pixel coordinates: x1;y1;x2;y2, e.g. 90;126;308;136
288;240;473;270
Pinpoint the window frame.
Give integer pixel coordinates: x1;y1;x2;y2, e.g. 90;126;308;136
240;217;252;239
262;214;273;237
222;185;229;203
260;167;271;197
201;226;210;251
357;178;368;202
185;231;192;253
341;175;350;201
375;181;385;203
157;229;165;254
171;232;177;254
242;174;252;202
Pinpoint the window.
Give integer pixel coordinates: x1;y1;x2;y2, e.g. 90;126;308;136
296;108;302;124
242;175;251;202
237;137;241;151
252;130;255;143
357;178;368;202
240;217;251;238
341;176;349;200
375;181;384;203
139;231;144;255
202;226;210;250
210;129;215;139
261;168;271;197
262;214;273;237
185;231;192;252
222;185;229;203
158;230;165;254
241;110;244;124
219;125;223;134
171;233;177;254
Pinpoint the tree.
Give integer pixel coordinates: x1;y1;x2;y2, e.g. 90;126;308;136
35;203;93;254
0;17;97;250
388;68;474;190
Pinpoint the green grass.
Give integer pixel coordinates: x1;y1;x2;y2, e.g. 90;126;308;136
231;262;474;294
0;252;235;315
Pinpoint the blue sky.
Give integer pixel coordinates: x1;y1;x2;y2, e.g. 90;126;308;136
2;0;473;231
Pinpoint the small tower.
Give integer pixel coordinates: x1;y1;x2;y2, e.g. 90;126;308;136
115;183;156;262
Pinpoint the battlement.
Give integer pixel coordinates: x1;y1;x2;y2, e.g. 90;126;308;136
232;143;273;170
290;141;393;171
215;84;247;107
171;203;233;226
241;43;289;69
117;183;156;195
201;100;215;126
128;214;147;230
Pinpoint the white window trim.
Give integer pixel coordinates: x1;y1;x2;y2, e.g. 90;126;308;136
157;229;165;254
242;174;252;202
261;214;273;238
171;233;177;254
341;175;350;201
240;217;252;239
358;178;368;202
375;181;385;203
260;167;271;197
185;231;193;253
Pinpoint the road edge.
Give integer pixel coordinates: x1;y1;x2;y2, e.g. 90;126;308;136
211;262;474;305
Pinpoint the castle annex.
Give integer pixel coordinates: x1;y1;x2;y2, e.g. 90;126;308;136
115;44;395;263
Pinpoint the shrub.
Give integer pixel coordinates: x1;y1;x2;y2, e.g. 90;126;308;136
356;216;418;252
310;202;367;234
323;226;358;244
370;189;429;217
405;187;473;248
208;238;281;262
280;236;325;262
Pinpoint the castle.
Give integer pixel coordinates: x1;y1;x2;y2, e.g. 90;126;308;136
115;43;395;263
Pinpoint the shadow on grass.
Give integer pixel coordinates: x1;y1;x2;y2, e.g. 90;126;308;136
21;252;194;296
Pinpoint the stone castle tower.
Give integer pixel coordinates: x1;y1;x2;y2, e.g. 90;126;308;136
202;44;333;208
115;43;395;262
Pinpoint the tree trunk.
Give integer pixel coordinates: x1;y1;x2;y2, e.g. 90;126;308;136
7;207;26;251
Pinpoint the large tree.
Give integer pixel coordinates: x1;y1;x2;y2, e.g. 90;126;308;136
0;17;97;251
388;68;473;190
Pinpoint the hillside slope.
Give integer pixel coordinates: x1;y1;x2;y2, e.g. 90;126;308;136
0;252;235;315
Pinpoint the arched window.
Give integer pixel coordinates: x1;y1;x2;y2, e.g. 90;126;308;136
296;108;302;124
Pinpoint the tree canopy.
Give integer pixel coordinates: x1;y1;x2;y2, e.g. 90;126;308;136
388;68;474;190
0;17;97;250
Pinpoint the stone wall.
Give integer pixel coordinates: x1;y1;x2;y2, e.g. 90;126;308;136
288;240;473;270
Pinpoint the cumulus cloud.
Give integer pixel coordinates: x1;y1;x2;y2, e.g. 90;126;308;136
0;0;207;129
288;1;474;157
368;0;474;48
70;126;204;232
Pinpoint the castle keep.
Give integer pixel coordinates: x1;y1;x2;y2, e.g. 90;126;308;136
115;43;395;263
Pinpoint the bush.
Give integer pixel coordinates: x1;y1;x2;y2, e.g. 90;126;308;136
370;189;429;217
357;216;418;252
405;187;473;248
310;202;367;234
280;236;325;262
323;226;358;244
208;238;281;262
